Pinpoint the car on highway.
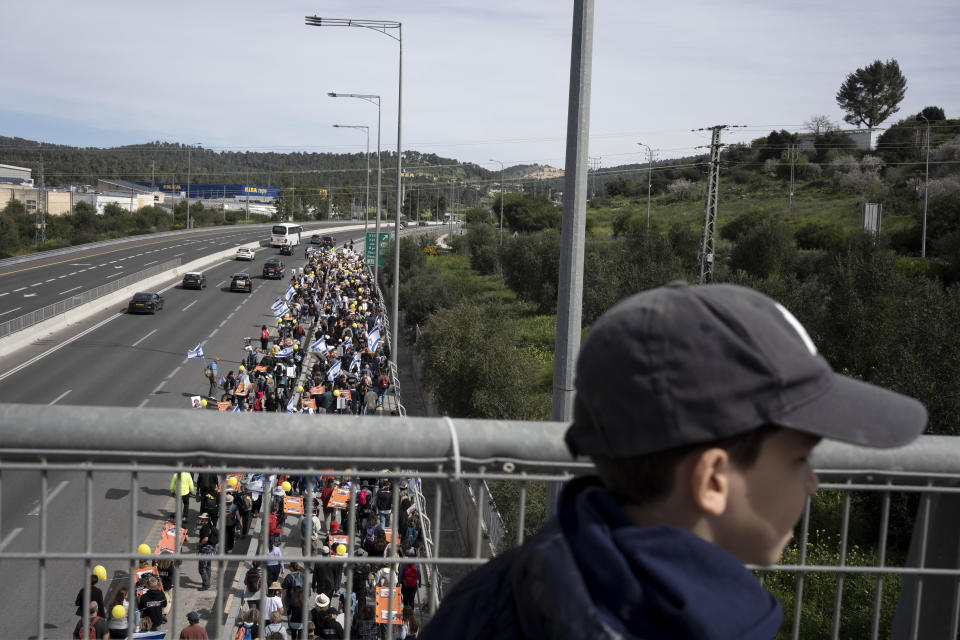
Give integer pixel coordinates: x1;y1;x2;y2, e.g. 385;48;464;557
181;272;207;289
230;273;253;292
127;292;164;314
279;245;293;256
236;247;256;261
310;234;323;244
262;258;285;279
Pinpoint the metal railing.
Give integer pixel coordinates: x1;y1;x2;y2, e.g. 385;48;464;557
1;405;958;639
0;257;181;339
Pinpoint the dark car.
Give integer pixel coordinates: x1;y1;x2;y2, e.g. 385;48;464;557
310;234;323;244
230;273;253;292
262;258;285;279
181;272;207;289
128;292;164;314
279;245;293;256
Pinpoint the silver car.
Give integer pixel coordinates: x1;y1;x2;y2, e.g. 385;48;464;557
236;247;256;261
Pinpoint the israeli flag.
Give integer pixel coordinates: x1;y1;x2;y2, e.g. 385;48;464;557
368;327;381;353
276;345;294;358
187;344;204;359
310;337;328;354
286;395;297;413
272;303;289;318
270;298;286;313
341;336;352;351
326;360;341;382
374;316;383;332
233;404;241;412
284;285;296;301
350;351;361;372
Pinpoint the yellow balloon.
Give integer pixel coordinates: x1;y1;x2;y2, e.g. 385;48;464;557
93;565;107;582
297;385;304;393
137;543;151;555
227;476;238;488
333;390;340;397
200;398;207;408
112;605;126;620
335;544;347;556
281;481;292;493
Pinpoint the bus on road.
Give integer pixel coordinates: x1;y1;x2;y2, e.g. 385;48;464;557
270;222;303;248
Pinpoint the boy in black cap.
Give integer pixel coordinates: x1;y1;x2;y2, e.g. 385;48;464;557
422;282;927;639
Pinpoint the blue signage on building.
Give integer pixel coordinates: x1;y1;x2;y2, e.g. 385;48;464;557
135;183;279;199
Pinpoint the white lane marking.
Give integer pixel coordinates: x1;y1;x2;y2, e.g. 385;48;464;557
0;528;23;552
152;380;166;394
99;263;107;267
13;287;26;292
69;263;91;266
227;312;235;319
23;293;37;298
0;293;7;297
218;319;228;328
58;275;67;278
45;278;55;283
173;253;184;257
216;281;226;287
68;271;77;275
138;399;150;408
49;389;72;405
144;260;157;266
77;269;86;273
108;260;116;264
114;266;123;269
28;480;70;516
0;312;123;382
0;307;22;317
58;286;82;295
106;273;122;279
132;329;157;347
30;282;41;287
166;366;181;379
208;328;219;338
182;300;197;311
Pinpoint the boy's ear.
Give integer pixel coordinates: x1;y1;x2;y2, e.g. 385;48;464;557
689;448;730;516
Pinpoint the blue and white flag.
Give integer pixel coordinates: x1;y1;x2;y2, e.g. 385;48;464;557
309;337;328;354
276;345;294;358
272;303;289;318
326;360;341;382
350;351;361;372
133;631;166;639
233;404;241;412
187;344;204;359
284;285;296;301
374;316;383;332
271;298;286;313
367;327;381;353
340;336;352;351
286;395;297;413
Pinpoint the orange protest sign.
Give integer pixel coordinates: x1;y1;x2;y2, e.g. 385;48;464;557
301;398;317;410
254;365;268;373
135;566;162;598
217;401;232;411
327;487;350;510
217;474;242;493
283;495;304;515
375;586;402;625
309;385;325;395
154;524;188;554
383;527;393;543
329;534;348;548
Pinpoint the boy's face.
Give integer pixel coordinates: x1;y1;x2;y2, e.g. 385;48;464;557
714;429;820;566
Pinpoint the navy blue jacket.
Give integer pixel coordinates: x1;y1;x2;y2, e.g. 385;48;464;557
421;476;782;639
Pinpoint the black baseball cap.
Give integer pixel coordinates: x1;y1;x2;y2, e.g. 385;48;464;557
565;282;927;458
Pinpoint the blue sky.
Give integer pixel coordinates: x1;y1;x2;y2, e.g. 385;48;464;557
1;0;957;172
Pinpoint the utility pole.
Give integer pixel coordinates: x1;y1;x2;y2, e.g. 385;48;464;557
245;171;250;223
588;156;601;198
786;143;799;215
549;0;594;517
919;114;931;258
35;153;46;247
637;142;654;231
694;124;743;284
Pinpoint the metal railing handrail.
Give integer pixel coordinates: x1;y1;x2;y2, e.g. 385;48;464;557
0;257;182;339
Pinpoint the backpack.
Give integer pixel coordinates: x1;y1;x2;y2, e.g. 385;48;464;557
235;625;253;640
378;374;389;390
402;564;418;588
204;364;214;379
244;567;261;593
201;492;217;514
74;616;101;639
237;492;253;515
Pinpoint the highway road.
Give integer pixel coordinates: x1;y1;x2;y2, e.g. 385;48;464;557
0;222;347;320
0;223;381;638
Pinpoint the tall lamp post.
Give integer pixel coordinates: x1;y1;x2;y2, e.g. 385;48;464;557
329;92;382;280
636;142;653;231
332;124;370;235
490;159;505;244
307;13;403;425
919;114;931;258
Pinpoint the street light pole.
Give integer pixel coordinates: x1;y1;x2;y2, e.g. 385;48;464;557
333;124;370;235
186;142;200;229
309;16;403;390
329;92;382;281
637;142;653;231
919;114;931;258
490;159;505;244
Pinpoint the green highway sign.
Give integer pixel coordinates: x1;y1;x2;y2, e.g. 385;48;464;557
365;231;391;267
